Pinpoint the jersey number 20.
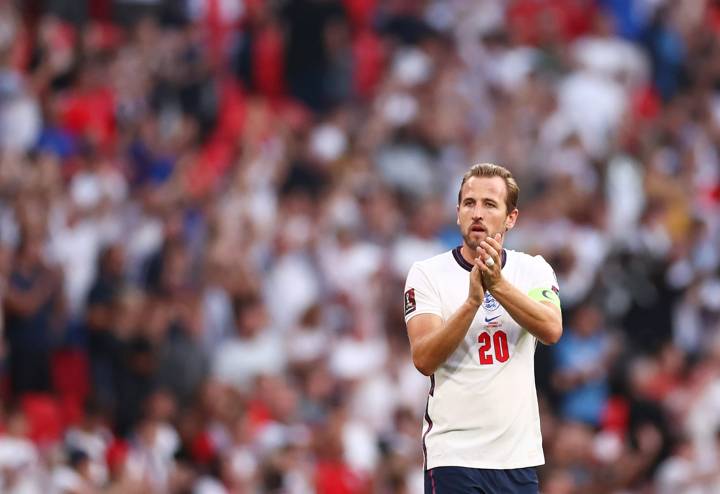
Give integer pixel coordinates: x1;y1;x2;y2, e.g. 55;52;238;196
478;330;510;365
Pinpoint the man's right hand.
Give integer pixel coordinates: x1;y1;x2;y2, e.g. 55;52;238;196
467;247;485;308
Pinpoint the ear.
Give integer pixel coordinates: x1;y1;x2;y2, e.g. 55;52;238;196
456;204;460;226
505;208;518;231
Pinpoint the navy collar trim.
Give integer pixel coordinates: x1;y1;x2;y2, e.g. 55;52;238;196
452;246;507;272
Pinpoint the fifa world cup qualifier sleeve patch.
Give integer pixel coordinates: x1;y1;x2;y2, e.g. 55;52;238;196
404;288;417;316
528;287;561;308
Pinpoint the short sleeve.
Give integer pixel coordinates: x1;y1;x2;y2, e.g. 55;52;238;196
527;255;561;309
404;262;442;324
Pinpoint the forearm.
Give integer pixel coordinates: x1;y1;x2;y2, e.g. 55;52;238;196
491;279;562;345
412;300;480;375
5;289;45;316
5;270;58;316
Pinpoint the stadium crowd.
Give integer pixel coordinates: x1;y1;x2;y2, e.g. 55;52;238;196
0;0;719;492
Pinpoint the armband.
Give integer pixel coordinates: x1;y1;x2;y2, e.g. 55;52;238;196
528;287;561;308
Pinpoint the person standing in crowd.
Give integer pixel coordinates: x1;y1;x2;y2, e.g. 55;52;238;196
4;226;64;397
404;163;562;493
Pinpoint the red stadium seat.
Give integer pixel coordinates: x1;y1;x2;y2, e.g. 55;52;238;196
51;349;90;426
51;349;90;403
21;393;64;445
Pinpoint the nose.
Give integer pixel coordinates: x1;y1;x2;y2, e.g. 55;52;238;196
471;205;483;220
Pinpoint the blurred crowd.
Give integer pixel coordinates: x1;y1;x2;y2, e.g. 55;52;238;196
0;0;719;492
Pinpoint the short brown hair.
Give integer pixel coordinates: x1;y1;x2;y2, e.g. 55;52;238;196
457;163;519;212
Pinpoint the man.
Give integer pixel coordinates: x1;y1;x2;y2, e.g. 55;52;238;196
4;227;64;396
404;163;562;493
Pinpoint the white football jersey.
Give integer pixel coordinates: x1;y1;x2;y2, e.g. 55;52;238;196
404;247;560;470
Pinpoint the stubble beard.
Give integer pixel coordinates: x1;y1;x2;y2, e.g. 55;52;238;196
462;230;482;252
463;228;503;252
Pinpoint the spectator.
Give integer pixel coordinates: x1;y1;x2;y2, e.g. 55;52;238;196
0;406;43;493
3;224;64;396
85;244;126;408
552;303;617;426
656;434;720;494
212;293;286;391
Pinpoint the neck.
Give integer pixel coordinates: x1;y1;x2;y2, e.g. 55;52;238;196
460;244;475;265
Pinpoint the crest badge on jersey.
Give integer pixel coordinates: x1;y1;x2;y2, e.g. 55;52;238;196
483;292;500;311
404;288;416;316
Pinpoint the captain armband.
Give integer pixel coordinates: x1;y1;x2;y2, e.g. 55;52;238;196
528;287;561;308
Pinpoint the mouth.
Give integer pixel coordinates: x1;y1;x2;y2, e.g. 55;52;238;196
470;224;486;236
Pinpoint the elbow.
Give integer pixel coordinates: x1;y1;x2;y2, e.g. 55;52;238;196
412;354;436;376
541;324;563;346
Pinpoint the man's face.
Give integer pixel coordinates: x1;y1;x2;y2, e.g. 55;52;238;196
457;176;518;250
21;236;44;266
237;302;269;338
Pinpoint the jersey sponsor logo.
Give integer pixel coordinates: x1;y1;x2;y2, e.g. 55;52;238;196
404;288;416;316
482;292;500;312
483;313;502;329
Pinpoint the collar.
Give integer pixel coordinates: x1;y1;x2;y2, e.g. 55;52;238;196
452;246;507;272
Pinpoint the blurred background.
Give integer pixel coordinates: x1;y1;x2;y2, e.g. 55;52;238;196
0;0;719;492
